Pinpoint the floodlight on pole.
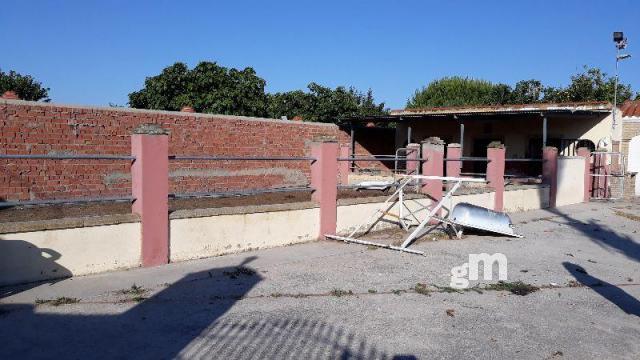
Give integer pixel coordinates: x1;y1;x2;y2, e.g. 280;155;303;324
613;32;631;127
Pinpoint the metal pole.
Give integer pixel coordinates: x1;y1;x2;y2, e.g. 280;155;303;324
459;120;465;154
407;124;412;144
613;46;619;127
542;116;548;148
350;123;355;172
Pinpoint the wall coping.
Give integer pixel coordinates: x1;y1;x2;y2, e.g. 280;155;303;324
0;98;339;128
169;201;318;220
0;213;139;235
0;185;549;234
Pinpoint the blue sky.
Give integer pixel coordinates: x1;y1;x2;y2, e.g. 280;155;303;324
1;0;638;109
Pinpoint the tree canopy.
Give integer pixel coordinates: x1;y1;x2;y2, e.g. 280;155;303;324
129;62;268;117
408;67;636;108
0;69;50;101
266;83;387;123
129;61;387;122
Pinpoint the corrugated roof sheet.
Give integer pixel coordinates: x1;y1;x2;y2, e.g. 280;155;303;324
390;101;612;116
621;100;640;118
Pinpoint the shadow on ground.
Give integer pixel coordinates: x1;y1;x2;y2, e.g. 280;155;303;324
548;206;640;317
563;262;640;317
0;255;414;359
547;207;640;263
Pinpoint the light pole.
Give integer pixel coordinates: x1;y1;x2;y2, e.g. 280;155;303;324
613;32;631;127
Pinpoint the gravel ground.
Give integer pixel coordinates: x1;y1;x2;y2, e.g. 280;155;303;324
1;200;639;359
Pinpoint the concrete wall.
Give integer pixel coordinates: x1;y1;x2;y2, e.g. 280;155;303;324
0;222;141;286
504;186;550;212
0;185;551;286
169;205;319;262
556;157;586;207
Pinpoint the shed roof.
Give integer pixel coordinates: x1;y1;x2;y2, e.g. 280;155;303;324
346;101;612;123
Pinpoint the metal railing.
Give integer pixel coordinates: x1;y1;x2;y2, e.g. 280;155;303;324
168;155;316;199
169;155;315;161
0;154;135;160
0;153;136;208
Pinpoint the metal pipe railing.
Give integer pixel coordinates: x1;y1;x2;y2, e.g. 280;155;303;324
443;157;491;162
169;186;313;199
169;156;315;161
0;196;135;208
0;154;135;160
337;157;428;162
505;158;544;162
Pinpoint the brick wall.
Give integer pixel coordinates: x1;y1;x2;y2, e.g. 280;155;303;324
1;99;367;201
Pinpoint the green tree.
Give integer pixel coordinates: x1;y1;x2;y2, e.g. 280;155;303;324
510;79;544;104
0;69;50;101
129;62;268;117
267;83;387;122
407;77;512;108
543;66;633;103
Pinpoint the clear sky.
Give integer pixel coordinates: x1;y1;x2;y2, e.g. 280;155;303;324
1;0;638;109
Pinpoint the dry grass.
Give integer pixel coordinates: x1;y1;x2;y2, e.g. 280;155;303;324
614;211;640;222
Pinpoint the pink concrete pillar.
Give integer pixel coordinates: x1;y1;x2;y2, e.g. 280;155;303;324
486;145;506;211
542;146;558;208
131;125;169;267
421;137;444;201
405;143;420;176
446;143;462;178
338;144;350;185
577;147;591;202
311;141;339;238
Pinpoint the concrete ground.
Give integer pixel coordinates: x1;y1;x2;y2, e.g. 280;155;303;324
1;200;639;359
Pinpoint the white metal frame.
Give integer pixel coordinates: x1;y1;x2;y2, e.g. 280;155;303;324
326;174;486;255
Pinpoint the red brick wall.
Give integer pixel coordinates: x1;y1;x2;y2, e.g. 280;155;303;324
1;100;358;201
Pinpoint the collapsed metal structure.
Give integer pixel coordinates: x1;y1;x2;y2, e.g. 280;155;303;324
326;174;521;255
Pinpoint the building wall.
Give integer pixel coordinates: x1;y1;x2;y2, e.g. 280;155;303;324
0;99;365;201
396;113;613;159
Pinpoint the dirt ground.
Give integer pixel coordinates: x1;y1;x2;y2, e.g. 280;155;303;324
0;188;393;223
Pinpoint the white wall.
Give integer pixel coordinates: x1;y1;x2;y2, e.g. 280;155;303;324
0;223;141;286
170;208;320;262
556;157;587;206
0;185;552;287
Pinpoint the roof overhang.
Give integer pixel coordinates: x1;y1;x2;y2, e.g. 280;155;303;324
344;102;613;123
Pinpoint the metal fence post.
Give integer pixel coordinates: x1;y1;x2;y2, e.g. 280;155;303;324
542;146;558;208
311;141;338;238
577;147;591;202
131;124;169;267
487;144;506;211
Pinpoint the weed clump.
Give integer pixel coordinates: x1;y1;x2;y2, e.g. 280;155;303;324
330;289;354;297
413;283;431;296
484;281;539;296
35;297;80;306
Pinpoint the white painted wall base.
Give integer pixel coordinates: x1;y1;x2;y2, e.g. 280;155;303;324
0;223;141;286
0;185;553;287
